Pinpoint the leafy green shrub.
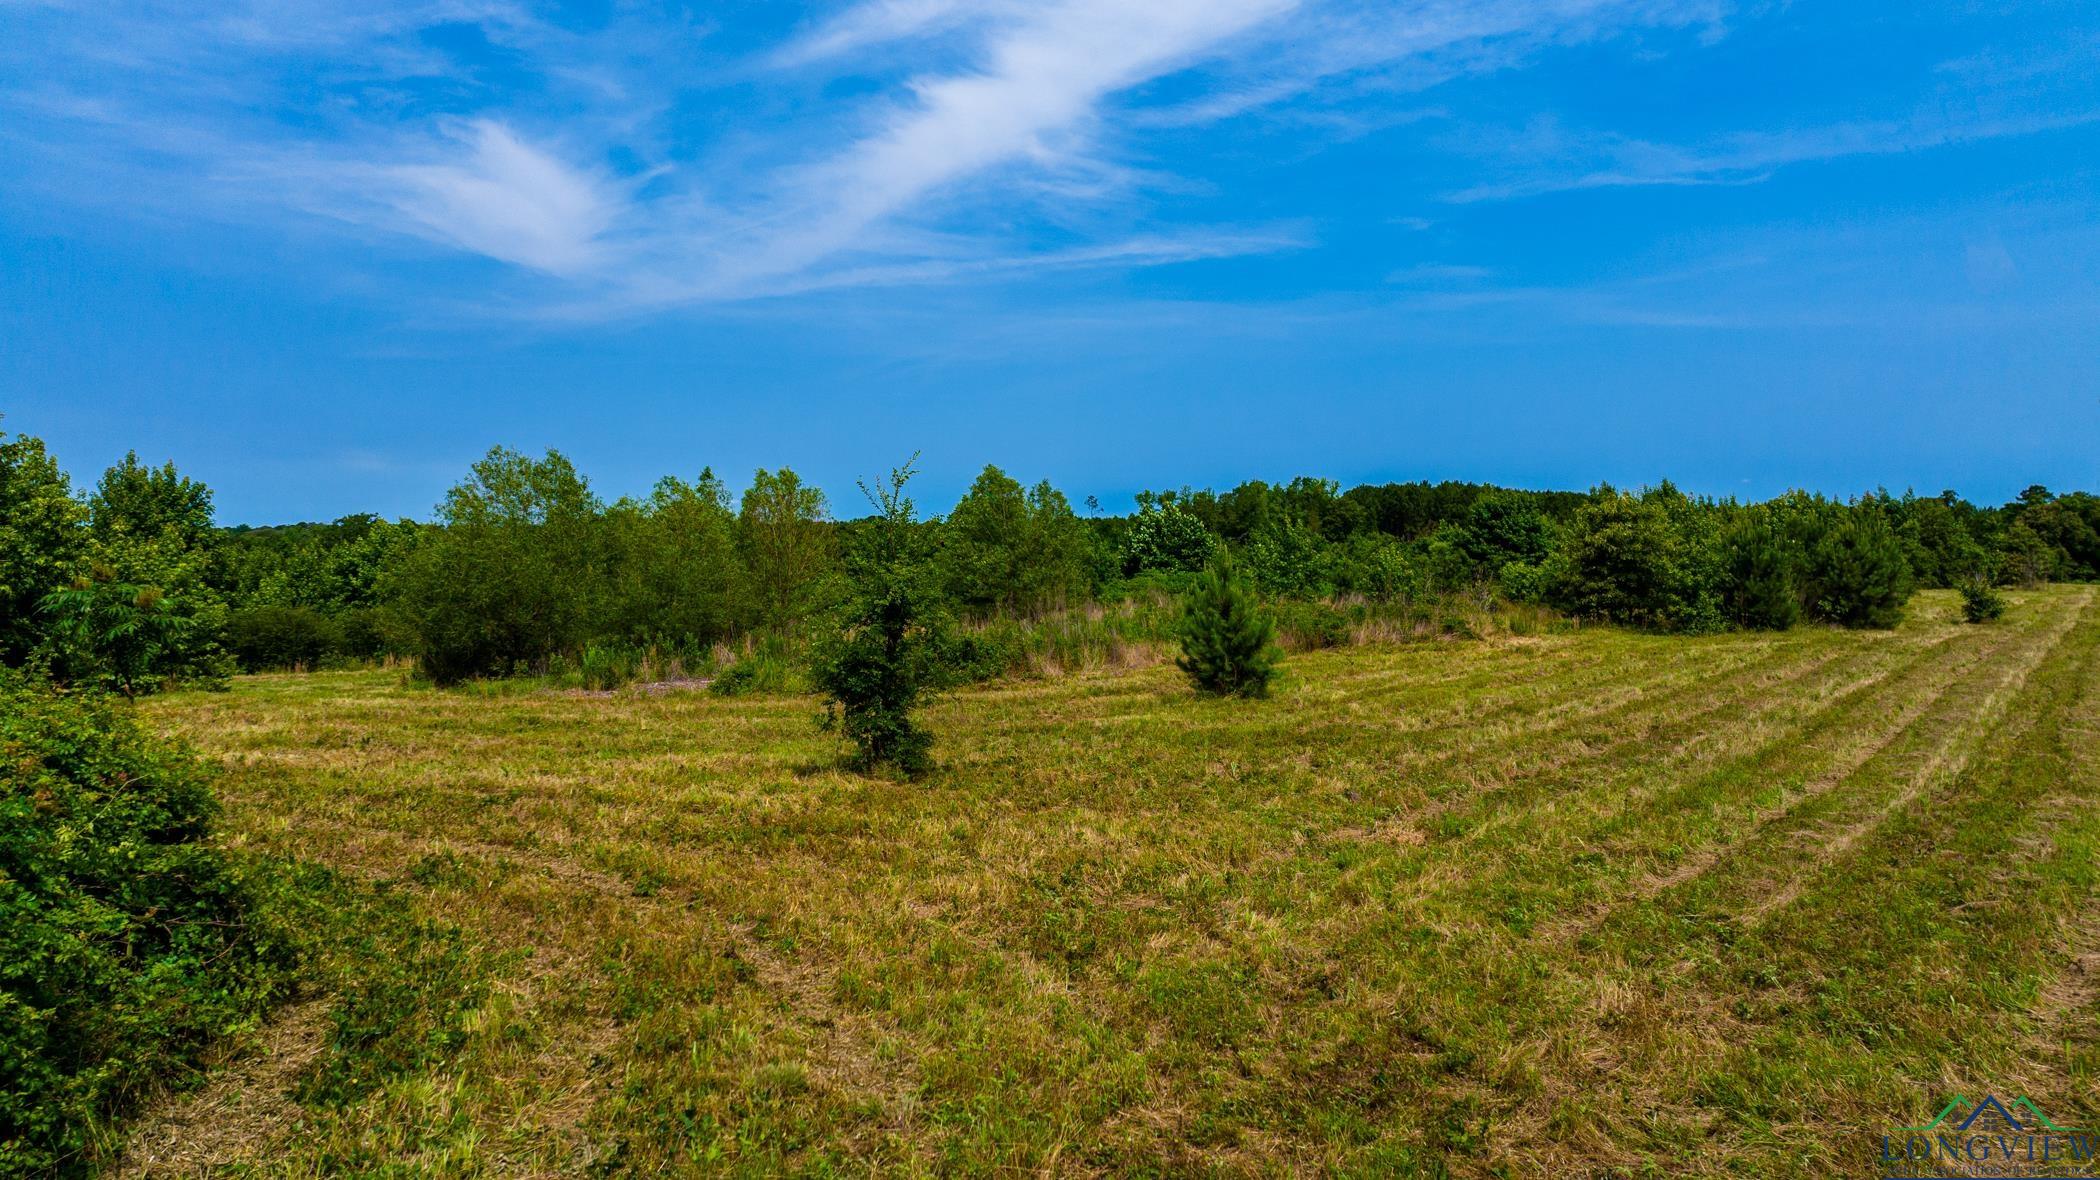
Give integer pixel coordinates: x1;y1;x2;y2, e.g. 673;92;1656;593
1176;554;1280;698
1549;485;1726;632
39;563;233;697
334;607;391;661
940;465;1090;614
1122;503;1217;576
1242;517;1326;597
226;604;343;671
810;459;954;776
1271;599;1350;652
1960;578;2007;623
710;636;801;697
386;447;606;685
1549;491;1682;629
1496;560;1549;605
0;669;290;1176
579;643;642;691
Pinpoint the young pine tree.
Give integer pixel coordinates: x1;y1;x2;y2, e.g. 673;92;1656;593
1808;509;1913;629
810;457;952;777
1722;514;1799;630
1176;553;1281;698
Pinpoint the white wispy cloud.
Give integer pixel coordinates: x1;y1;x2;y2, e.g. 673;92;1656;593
6;0;2089;318
1446;108;2100;202
378;120;624;275
773;0;1002;66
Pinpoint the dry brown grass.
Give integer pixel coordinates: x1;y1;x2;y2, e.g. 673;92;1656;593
127;587;2100;1177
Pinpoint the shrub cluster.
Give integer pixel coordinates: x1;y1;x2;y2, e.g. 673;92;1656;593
0;669;288;1175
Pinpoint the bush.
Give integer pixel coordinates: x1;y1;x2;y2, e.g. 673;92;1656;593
1722;515;1800;631
0;425;86;665
1123;503;1217;576
386;447;606;685
0;669;290;1175
1807;509;1913;629
1271;599;1351;652
1176;554;1280;698
1549;491;1686;630
39;563;233;696
226;605;343;671
1960;578;2007;623
710;636;802;697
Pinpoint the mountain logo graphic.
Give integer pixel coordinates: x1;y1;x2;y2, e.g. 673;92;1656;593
1882;1094;2099;1177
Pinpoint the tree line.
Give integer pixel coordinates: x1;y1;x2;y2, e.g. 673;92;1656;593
3;420;2096;698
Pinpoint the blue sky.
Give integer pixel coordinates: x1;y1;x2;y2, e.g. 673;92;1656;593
2;0;2096;524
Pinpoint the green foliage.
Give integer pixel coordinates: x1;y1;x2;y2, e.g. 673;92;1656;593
710;636;802;697
738;468;834;633
1721;512;1800;630
1449;493;1554;586
1959;577;2007;623
1241;515;1326;597
0;669;289;1176
1806;507;1913;629
385;447;606;684
1270;599;1351;651
1175;554;1280;698
40;563;232;696
1327;532;1421;600
604;471;740;647
1122;501;1217;576
12;447;233;694
2011;489;2100;580
0;425;86;665
1495;559;1549;605
226;604;343;671
1995;519;2057;587
941;465;1089;614
86;451;214;550
810;458;954;776
1549;486;1721;631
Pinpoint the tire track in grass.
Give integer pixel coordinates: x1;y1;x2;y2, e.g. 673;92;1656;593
1736;587;2093;924
1383;614;1985;929
1285;610;2028;1169
1430;630;1933;848
1499;592;2100;1178
1301;631;1863;816
2015;628;2100;1105
1052;633;1780;772
1633;597;2100;1176
1531;598;2061;946
1121;627;1977;1170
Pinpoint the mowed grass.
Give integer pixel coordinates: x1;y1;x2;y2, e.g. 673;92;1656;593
131;586;2100;1178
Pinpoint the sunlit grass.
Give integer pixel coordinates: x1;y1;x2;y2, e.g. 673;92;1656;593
131;586;2100;1177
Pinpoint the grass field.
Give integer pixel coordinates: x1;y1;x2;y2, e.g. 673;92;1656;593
123;586;2100;1177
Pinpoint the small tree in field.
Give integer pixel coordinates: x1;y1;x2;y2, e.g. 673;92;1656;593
1722;514;1799;631
1959;575;2006;623
1176;553;1280;698
810;457;952;777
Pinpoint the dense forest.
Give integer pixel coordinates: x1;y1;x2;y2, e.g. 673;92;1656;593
3;422;2097;696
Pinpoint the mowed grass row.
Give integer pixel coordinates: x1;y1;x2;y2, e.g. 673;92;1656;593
132;587;2100;1177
